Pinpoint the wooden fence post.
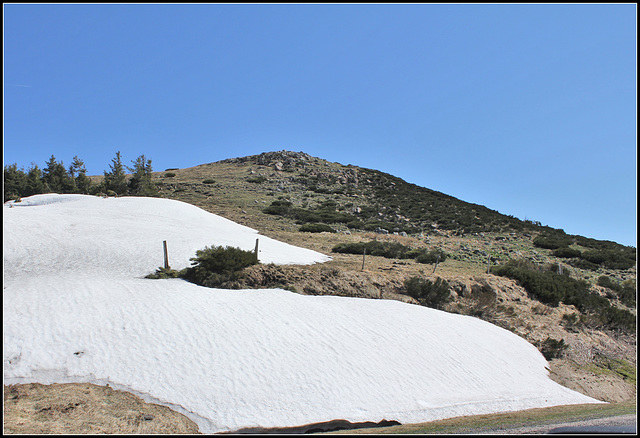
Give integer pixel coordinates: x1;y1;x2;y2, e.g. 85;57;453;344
432;254;440;274
163;240;170;270
254;238;260;262
362;248;366;271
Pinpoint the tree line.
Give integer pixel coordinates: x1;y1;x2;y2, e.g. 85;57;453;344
4;151;157;202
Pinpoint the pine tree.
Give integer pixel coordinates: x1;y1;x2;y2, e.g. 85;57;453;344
69;156;91;194
24;164;46;196
42;155;64;193
42;155;75;193
3;163;27;202
127;154;157;196
103;151;128;195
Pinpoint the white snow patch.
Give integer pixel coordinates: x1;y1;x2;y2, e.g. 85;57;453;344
3;194;602;433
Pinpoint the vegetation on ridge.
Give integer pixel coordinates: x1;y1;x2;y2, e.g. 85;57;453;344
4;151;158;201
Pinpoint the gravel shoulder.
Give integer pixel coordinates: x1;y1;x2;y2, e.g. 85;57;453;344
486;413;637;434
325;402;637;435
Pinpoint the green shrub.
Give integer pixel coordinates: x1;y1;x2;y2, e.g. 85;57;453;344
561;313;580;330
332;241;411;259
332;241;449;264
533;234;573;249
246;176;267;184
415;248;448;264
164;172;176;178
183;245;258;288
539;337;568;360
581;249;636;270
145;267;187;279
618;280;636;307
299;223;336;233
404;276;452;309
552;247;581;258
597;275;619;290
263;200;292;215
491;260;635;332
598;276;636;307
202;178;215;184
491;262;590;307
567;258;600;271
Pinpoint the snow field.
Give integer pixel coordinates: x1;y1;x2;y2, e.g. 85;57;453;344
3;194;603;433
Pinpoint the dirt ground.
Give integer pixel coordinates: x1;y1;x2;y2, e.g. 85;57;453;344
3;382;200;434
549;358;636;403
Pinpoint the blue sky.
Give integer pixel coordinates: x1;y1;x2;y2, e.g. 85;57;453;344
3;3;636;247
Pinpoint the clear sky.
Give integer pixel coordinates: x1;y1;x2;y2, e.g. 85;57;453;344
3;3;637;247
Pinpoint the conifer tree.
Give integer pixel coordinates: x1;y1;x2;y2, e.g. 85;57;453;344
127;154;157;196
103;151;128;195
42;155;65;193
3;163;26;202
42;155;75;193
24;164;46;197
69;156;91;194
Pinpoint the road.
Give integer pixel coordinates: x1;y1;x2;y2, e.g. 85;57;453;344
468;414;636;434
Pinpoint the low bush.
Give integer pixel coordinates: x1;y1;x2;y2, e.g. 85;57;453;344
415;248;447;264
182;245;258;288
561;312;580;330
332;241;411;259
299;223;336;233
552;247;581;258
581;249;636;270
263;200;354;225
567;258;600;271
164;172;176;178
533;234;573;249
145;267;186;279
539;337;568;360
618;280;637;307
246;176;267;184
404;276;452;309
491;260;635;332
332;241;448;264
202;179;215;184
598;276;636;307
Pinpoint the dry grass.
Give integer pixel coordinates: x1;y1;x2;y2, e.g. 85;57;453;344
3;382;200;434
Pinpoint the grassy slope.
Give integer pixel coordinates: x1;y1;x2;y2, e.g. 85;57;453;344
151;151;635;285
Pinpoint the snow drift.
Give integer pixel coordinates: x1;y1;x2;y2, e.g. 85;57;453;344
3;194;602;433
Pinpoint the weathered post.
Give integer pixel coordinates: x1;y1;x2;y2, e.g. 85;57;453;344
487;254;491;274
432;254;440;274
254;238;260;263
163;240;170;270
362;247;366;271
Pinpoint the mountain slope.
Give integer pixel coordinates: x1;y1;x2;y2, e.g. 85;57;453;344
149;150;636;403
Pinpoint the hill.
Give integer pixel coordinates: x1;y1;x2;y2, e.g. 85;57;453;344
4;151;636;433
155;150;635;272
151;150;636;402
